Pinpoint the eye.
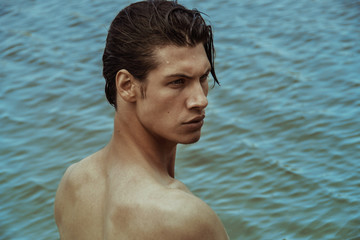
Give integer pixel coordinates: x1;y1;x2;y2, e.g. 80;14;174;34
170;79;185;86
200;74;209;83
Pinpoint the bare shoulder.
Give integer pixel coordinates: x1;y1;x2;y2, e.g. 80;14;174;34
121;187;229;240
55;153;103;208
55;155;98;201
54;161;78;219
165;189;229;240
54;152;105;238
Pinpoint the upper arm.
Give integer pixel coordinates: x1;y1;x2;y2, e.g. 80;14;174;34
54;163;78;236
174;197;229;240
54;164;73;222
146;192;229;240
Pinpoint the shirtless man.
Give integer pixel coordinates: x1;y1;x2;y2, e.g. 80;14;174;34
54;1;228;239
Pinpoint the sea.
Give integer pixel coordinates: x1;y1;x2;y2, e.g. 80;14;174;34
1;0;359;239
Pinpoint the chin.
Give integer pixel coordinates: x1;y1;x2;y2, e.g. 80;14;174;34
178;134;201;144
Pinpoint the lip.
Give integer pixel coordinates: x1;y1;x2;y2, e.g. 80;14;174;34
183;115;205;124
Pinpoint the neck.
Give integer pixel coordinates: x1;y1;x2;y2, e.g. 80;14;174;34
106;110;177;179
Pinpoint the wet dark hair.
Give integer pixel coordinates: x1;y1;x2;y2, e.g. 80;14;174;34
102;0;218;109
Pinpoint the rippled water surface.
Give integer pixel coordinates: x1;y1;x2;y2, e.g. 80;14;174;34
1;0;360;239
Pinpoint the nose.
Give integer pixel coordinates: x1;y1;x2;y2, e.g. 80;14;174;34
186;82;208;110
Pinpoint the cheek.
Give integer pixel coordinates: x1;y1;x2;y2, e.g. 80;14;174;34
139;97;171;119
139;89;185;122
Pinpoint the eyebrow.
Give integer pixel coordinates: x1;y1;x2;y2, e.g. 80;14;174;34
165;68;211;79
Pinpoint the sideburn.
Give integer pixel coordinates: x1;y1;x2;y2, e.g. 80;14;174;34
140;83;147;98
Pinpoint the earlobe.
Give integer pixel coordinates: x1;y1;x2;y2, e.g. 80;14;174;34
116;69;137;103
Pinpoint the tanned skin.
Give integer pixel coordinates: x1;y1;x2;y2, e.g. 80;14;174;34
54;44;229;240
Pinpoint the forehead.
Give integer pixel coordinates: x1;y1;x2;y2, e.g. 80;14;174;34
152;44;211;76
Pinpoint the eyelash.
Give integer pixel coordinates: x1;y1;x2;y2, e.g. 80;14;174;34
200;75;209;82
169;75;209;86
170;79;185;85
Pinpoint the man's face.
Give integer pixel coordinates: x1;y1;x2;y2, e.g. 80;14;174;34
135;43;211;144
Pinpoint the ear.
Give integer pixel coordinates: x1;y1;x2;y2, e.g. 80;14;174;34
115;69;137;103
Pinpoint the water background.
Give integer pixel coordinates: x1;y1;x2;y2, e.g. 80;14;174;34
1;0;360;239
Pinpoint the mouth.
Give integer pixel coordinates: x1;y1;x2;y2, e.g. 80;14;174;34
182;115;205;130
184;115;205;124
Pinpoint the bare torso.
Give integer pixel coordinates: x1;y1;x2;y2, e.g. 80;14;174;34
54;149;228;240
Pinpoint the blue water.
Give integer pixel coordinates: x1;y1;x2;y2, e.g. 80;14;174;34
1;0;360;239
